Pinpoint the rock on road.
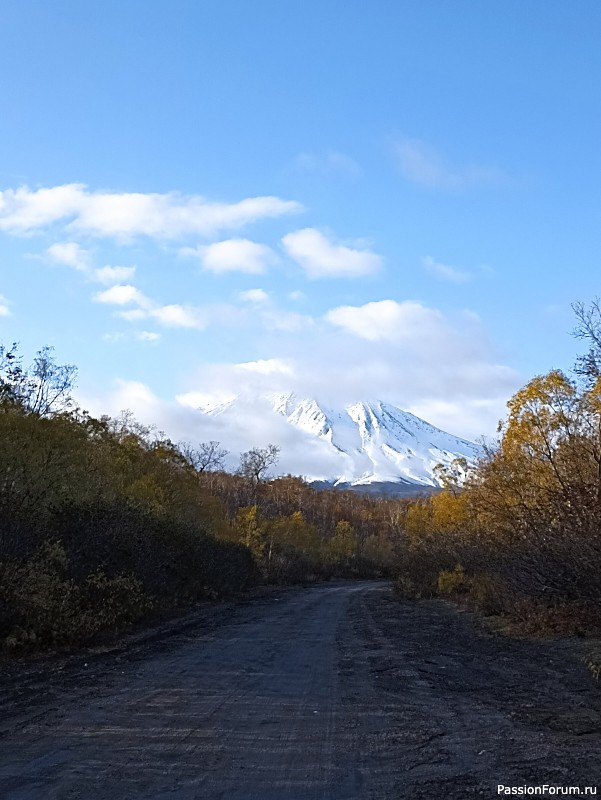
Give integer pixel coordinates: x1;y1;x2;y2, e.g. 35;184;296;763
1;582;601;799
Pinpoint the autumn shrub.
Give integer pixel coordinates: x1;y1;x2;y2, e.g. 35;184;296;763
396;519;461;597
396;544;448;598
0;500;257;651
51;498;257;603
266;547;316;585
437;565;468;595
0;504;46;562
465;574;510;617
0;541;150;649
583;648;601;681
395;366;601;633
0;541;82;647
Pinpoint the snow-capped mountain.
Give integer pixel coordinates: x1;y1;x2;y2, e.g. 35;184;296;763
200;392;482;494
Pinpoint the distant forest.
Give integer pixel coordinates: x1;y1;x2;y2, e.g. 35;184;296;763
3;299;601;652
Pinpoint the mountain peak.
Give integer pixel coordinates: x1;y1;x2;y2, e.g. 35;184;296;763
197;392;481;492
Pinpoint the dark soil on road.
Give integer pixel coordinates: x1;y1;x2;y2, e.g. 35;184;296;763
1;582;600;799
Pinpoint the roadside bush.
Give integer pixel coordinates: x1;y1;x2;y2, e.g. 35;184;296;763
394;364;601;633
0;540;153;649
0;502;257;651
82;570;151;633
396;528;459;598
437;565;467;595
52;498;257;603
0;541;82;647
266;546;316;585
466;574;510;617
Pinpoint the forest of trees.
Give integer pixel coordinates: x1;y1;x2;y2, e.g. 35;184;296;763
398;301;601;636
0;343;397;650
3;300;601;652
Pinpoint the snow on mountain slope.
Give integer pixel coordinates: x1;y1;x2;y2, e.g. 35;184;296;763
200;392;482;490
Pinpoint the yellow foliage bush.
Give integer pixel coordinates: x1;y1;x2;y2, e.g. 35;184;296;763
324;520;357;562
437;564;467;595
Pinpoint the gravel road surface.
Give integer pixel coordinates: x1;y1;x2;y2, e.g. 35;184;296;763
1;581;601;799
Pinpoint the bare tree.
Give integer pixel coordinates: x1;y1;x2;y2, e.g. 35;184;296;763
239;444;280;484
0;343;76;415
573;298;601;383
0;343;24;408
572;299;601;504
180;440;229;474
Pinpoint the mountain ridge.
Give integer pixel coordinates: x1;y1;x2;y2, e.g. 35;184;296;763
199;392;482;492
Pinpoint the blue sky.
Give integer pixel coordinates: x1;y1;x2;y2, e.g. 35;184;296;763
1;0;600;444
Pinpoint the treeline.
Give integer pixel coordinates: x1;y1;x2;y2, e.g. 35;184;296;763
0;343;398;651
0;344;258;649
7;297;598;652
397;301;601;635
201;471;400;583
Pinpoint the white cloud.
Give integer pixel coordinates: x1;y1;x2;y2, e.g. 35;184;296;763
261;309;313;332
1;185;85;232
407;398;503;444
81;379;346;478
117;309;148;322
422;255;471;283
101;379;161;415
392;137;505;190
282;228;381;278
150;304;207;330
170;297;516;439
325;299;443;342
239;288;270;304
0;184;302;239
175;360;300;414
182;239;278;274
288;290;305;302
236;289;313;331
175;389;236;412
95;276;310;336
102;332;126;344
93;282;230;331
94;265;137;285
236;358;294;376
94;284;151;307
46;241;89;271
45;243;138;287
82;291;518;469
98;282;244;331
103;330;161;344
0;293;11;317
291;150;361;177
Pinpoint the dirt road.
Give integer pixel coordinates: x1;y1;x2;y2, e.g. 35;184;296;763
1;582;601;799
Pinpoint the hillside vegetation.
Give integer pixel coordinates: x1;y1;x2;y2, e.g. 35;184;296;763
4;301;601;652
0;344;396;651
398;301;601;637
